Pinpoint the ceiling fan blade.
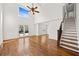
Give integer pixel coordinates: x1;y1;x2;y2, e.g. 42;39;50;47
35;11;40;13
26;6;31;9
33;12;35;15
35;7;38;9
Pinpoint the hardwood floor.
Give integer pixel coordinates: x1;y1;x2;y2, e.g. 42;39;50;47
0;35;79;56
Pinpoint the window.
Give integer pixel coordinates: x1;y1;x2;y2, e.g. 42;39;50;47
18;6;29;17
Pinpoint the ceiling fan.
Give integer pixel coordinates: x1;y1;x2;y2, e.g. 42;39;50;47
22;3;40;15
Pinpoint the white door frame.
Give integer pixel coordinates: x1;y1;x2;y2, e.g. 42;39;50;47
0;4;4;48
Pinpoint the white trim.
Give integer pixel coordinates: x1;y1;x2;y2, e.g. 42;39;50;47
61;36;77;39
60;41;78;48
0;4;3;46
61;39;77;43
60;45;79;52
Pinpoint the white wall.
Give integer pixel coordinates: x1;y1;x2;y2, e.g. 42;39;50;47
36;19;62;40
47;21;57;40
3;3;35;40
34;3;64;24
0;4;3;45
34;3;64;40
48;19;62;40
76;4;79;47
3;4;18;40
1;3;64;40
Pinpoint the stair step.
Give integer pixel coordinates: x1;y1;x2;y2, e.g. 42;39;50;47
60;42;79;50
62;34;77;37
65;22;75;23
63;33;77;35
65;20;75;21
64;22;75;24
60;40;78;45
64;26;76;28
63;32;77;35
63;31;77;34
64;30;76;31
61;35;77;38
64;28;76;30
64;25;75;26
64;27;76;29
60;45;79;52
61;37;78;41
63;32;76;34
60;41;78;47
60;39;77;43
65;20;75;22
63;30;76;32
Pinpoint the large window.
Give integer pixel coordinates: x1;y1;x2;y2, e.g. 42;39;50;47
18;6;29;17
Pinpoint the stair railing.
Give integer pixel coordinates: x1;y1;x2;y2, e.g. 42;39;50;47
57;5;67;46
57;21;63;46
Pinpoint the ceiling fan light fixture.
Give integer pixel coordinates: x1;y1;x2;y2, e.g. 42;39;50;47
20;3;40;15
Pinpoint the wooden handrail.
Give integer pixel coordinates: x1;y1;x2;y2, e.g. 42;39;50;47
57;21;62;46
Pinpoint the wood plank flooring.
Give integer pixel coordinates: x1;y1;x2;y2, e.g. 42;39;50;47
0;35;79;56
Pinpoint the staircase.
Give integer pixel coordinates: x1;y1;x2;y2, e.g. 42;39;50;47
60;18;79;52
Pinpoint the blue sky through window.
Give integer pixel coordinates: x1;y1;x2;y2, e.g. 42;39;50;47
19;6;29;17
